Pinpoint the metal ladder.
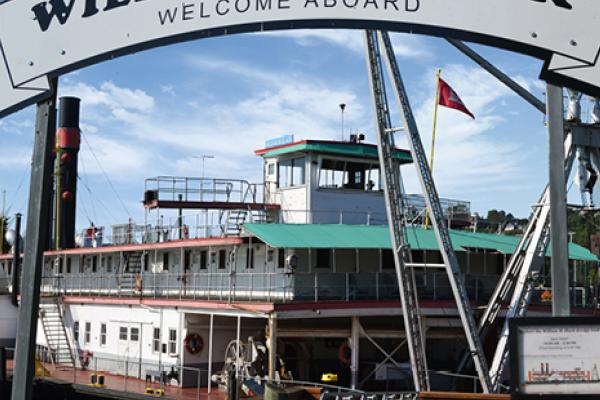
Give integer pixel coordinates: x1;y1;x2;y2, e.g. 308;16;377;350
364;30;429;392
368;30;492;393
39;299;75;368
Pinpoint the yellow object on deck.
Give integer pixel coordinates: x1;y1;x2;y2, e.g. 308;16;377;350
34;359;49;377
321;373;338;382
145;388;165;397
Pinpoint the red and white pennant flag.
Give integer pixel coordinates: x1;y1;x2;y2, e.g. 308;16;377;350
438;78;475;119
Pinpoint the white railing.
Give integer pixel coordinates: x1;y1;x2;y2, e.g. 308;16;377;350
38;271;506;305
145;176;267;204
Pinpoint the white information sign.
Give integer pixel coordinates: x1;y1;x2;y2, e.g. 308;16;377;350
0;0;599;117
517;325;600;395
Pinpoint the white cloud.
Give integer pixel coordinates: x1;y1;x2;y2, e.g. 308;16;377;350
260;29;432;59
160;84;176;96
60;81;155;115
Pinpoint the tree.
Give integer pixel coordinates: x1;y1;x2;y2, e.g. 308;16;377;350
0;215;9;254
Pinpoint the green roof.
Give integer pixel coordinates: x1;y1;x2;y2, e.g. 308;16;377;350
259;141;412;164
243;224;598;262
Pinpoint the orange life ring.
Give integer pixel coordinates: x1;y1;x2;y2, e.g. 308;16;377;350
338;341;351;365
184;333;203;355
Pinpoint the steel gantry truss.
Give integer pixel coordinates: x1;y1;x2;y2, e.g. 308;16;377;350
476;134;575;390
364;29;430;392
371;33;600;393
365;30;492;393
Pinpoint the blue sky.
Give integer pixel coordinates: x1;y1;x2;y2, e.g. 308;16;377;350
0;30;592;232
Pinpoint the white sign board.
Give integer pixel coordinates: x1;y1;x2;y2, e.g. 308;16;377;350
0;0;599;117
516;324;600;396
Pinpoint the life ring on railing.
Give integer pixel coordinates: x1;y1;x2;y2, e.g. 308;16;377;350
338;341;351;365
184;333;203;355
79;350;92;369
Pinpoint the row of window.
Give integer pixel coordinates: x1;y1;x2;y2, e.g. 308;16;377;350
267;157;384;192
72;321;177;354
45;248;288;275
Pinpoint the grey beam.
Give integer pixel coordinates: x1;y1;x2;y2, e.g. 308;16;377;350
546;84;570;317
447;39;546;114
11;79;58;400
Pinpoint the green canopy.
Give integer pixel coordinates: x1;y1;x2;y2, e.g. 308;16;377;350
259;141;412;163
243;224;598;262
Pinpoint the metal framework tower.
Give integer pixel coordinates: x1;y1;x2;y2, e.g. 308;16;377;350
364;30;430;392
365;30;492;393
481;135;575;389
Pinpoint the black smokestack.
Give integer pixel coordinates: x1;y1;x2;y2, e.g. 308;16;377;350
57;97;81;249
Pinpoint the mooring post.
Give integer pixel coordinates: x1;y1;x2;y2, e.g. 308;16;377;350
546;83;570;317
10;78;58;400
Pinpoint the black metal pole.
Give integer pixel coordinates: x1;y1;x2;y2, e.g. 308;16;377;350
178;194;183;240
11;78;58;400
10;213;21;307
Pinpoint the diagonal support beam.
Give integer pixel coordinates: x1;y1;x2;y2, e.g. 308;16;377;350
447;39;546;114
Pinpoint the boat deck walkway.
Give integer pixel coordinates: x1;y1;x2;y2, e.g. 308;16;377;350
7;360;227;400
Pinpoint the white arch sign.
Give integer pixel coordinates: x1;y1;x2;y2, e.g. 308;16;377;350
0;0;599;117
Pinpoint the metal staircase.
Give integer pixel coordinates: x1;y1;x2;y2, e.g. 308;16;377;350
364;30;429;392
39;300;75;368
117;251;143;291
224;210;249;236
366;30;492;392
223;209;271;236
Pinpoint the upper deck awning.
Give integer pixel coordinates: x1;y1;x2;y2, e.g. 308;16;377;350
243;224;599;262
255;140;412;164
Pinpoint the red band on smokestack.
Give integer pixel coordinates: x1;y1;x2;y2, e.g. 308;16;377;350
56;127;81;150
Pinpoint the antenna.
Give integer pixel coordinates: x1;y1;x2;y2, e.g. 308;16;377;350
339;103;346;141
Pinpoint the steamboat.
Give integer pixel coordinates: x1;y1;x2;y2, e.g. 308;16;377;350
0;98;598;398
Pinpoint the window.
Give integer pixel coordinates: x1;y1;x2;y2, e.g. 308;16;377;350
106;256;112;273
218;249;226;269
382;250;395;270
84;322;91;344
162;253;169;271
267;163;275;176
100;323;106;346
318;159;382;191
153;328;160;353
168;329;177;354
200;251;207;270
92;256;97;273
66;257;71;274
119;326;128;341
130;327;139;342
278;157;305;188
184;250;191;272
316;249;331;269
144;253;149;272
246;247;254;269
278;249;285;269
73;321;79;343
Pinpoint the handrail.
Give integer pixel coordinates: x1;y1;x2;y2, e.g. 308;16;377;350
145;176;267;204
